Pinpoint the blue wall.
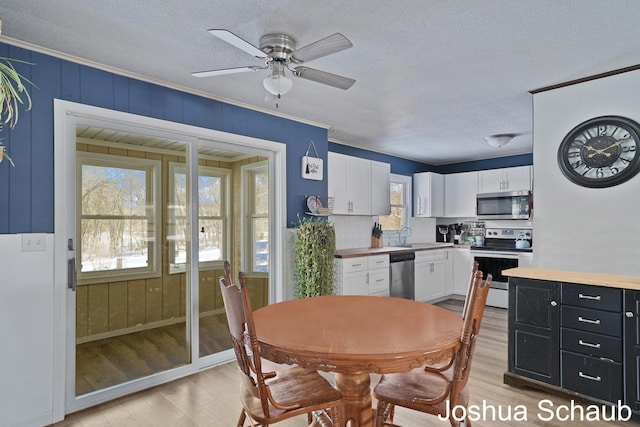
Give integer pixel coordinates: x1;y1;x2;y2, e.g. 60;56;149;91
0;42;532;233
329;141;533;175
435;153;533;174
328;142;435;175
0;42;336;232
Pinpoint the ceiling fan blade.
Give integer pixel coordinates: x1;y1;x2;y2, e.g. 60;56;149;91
208;29;267;58
191;66;265;78
293;66;355;90
291;33;353;63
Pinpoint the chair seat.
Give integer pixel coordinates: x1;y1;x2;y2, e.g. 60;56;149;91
241;366;343;421
374;367;468;416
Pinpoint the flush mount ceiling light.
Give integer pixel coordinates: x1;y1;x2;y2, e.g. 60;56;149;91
483;134;516;148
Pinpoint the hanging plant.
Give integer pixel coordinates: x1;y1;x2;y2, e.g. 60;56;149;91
0;56;34;167
293;216;337;298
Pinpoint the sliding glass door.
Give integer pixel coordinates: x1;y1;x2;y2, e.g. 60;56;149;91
56;101;284;415
74;129;192;396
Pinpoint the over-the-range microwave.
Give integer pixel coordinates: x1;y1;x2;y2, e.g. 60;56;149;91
476;190;532;220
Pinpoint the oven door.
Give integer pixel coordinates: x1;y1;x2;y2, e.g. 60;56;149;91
471;251;518;290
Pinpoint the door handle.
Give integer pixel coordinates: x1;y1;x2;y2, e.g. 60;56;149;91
68;258;76;291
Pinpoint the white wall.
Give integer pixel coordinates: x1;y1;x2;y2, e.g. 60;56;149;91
0;234;55;427
533;70;640;275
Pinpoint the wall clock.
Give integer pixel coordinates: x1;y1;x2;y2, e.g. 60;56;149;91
557;116;640;188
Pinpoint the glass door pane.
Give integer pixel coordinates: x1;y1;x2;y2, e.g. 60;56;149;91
198;146;271;357
74;128;191;395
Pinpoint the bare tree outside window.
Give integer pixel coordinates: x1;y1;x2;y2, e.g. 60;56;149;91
78;154;160;278
169;163;228;271
379;174;412;231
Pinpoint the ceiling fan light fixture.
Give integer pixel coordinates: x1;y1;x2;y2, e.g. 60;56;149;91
263;74;293;96
263;61;293;96
483;134;515;148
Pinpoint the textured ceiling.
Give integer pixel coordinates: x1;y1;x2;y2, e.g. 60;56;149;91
2;0;640;165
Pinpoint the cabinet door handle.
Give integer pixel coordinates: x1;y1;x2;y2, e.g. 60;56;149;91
578;372;601;382
550;301;558;307
375;278;385;283
578;316;601;325
578;339;601;349
417;197;422;215
626;311;635;318
578;293;601;301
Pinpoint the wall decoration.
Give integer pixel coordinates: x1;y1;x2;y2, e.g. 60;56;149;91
557;116;640;188
301;139;323;180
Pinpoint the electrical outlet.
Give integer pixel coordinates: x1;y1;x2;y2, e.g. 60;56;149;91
22;233;46;252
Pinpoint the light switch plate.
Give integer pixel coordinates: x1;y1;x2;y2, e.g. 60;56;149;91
22;233;46;252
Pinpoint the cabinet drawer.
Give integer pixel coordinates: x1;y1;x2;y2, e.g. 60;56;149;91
369;269;390;294
561;351;623;403
368;254;390;270
561;306;622;337
561;283;622;311
561;328;622;362
415;249;444;263
341;257;368;274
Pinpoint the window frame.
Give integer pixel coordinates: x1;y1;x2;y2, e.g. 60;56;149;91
76;151;161;284
381;173;412;232
242;160;269;276
168;162;230;274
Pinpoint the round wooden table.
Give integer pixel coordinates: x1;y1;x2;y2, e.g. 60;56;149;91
253;295;463;427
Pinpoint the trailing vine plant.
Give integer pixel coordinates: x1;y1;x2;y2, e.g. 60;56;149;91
0;56;34;167
293;216;337;298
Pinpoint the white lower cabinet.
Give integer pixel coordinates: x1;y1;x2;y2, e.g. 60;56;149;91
335;254;390;296
453;247;472;295
415;249;446;302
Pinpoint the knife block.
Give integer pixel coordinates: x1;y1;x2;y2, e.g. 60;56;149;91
370;236;383;248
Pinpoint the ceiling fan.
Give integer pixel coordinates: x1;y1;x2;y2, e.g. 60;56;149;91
192;30;356;101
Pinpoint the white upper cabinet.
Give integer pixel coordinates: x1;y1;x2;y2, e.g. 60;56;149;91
328;152;390;215
413;172;444;217
444;171;478;217
478;166;532;193
370;160;391;216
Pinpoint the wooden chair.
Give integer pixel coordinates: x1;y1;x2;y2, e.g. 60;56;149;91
218;261;345;427
373;268;492;427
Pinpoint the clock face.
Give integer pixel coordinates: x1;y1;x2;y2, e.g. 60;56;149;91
557;116;640;188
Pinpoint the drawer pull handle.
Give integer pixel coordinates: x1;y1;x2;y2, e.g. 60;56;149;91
578;293;601;301
578;372;601;382
352;263;363;267
578;316;601;325
578;339;601;349
375;279;385;282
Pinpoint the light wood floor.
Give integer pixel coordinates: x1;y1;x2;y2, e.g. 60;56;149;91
76;313;232;395
54;300;637;426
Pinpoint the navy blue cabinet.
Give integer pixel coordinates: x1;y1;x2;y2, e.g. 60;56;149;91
508;277;560;385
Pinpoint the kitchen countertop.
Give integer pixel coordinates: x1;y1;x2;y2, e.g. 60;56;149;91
335;243;460;258
503;267;640;291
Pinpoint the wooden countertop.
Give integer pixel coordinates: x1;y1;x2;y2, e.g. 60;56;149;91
503;267;640;291
335;243;459;258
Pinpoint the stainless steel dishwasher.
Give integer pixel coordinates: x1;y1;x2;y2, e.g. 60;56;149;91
389;252;415;299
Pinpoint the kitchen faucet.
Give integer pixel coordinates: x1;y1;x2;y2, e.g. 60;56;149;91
398;226;411;246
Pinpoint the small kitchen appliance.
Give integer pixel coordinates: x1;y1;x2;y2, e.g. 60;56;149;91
476;190;532;220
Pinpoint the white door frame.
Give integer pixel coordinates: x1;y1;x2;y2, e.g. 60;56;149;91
53;99;287;418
